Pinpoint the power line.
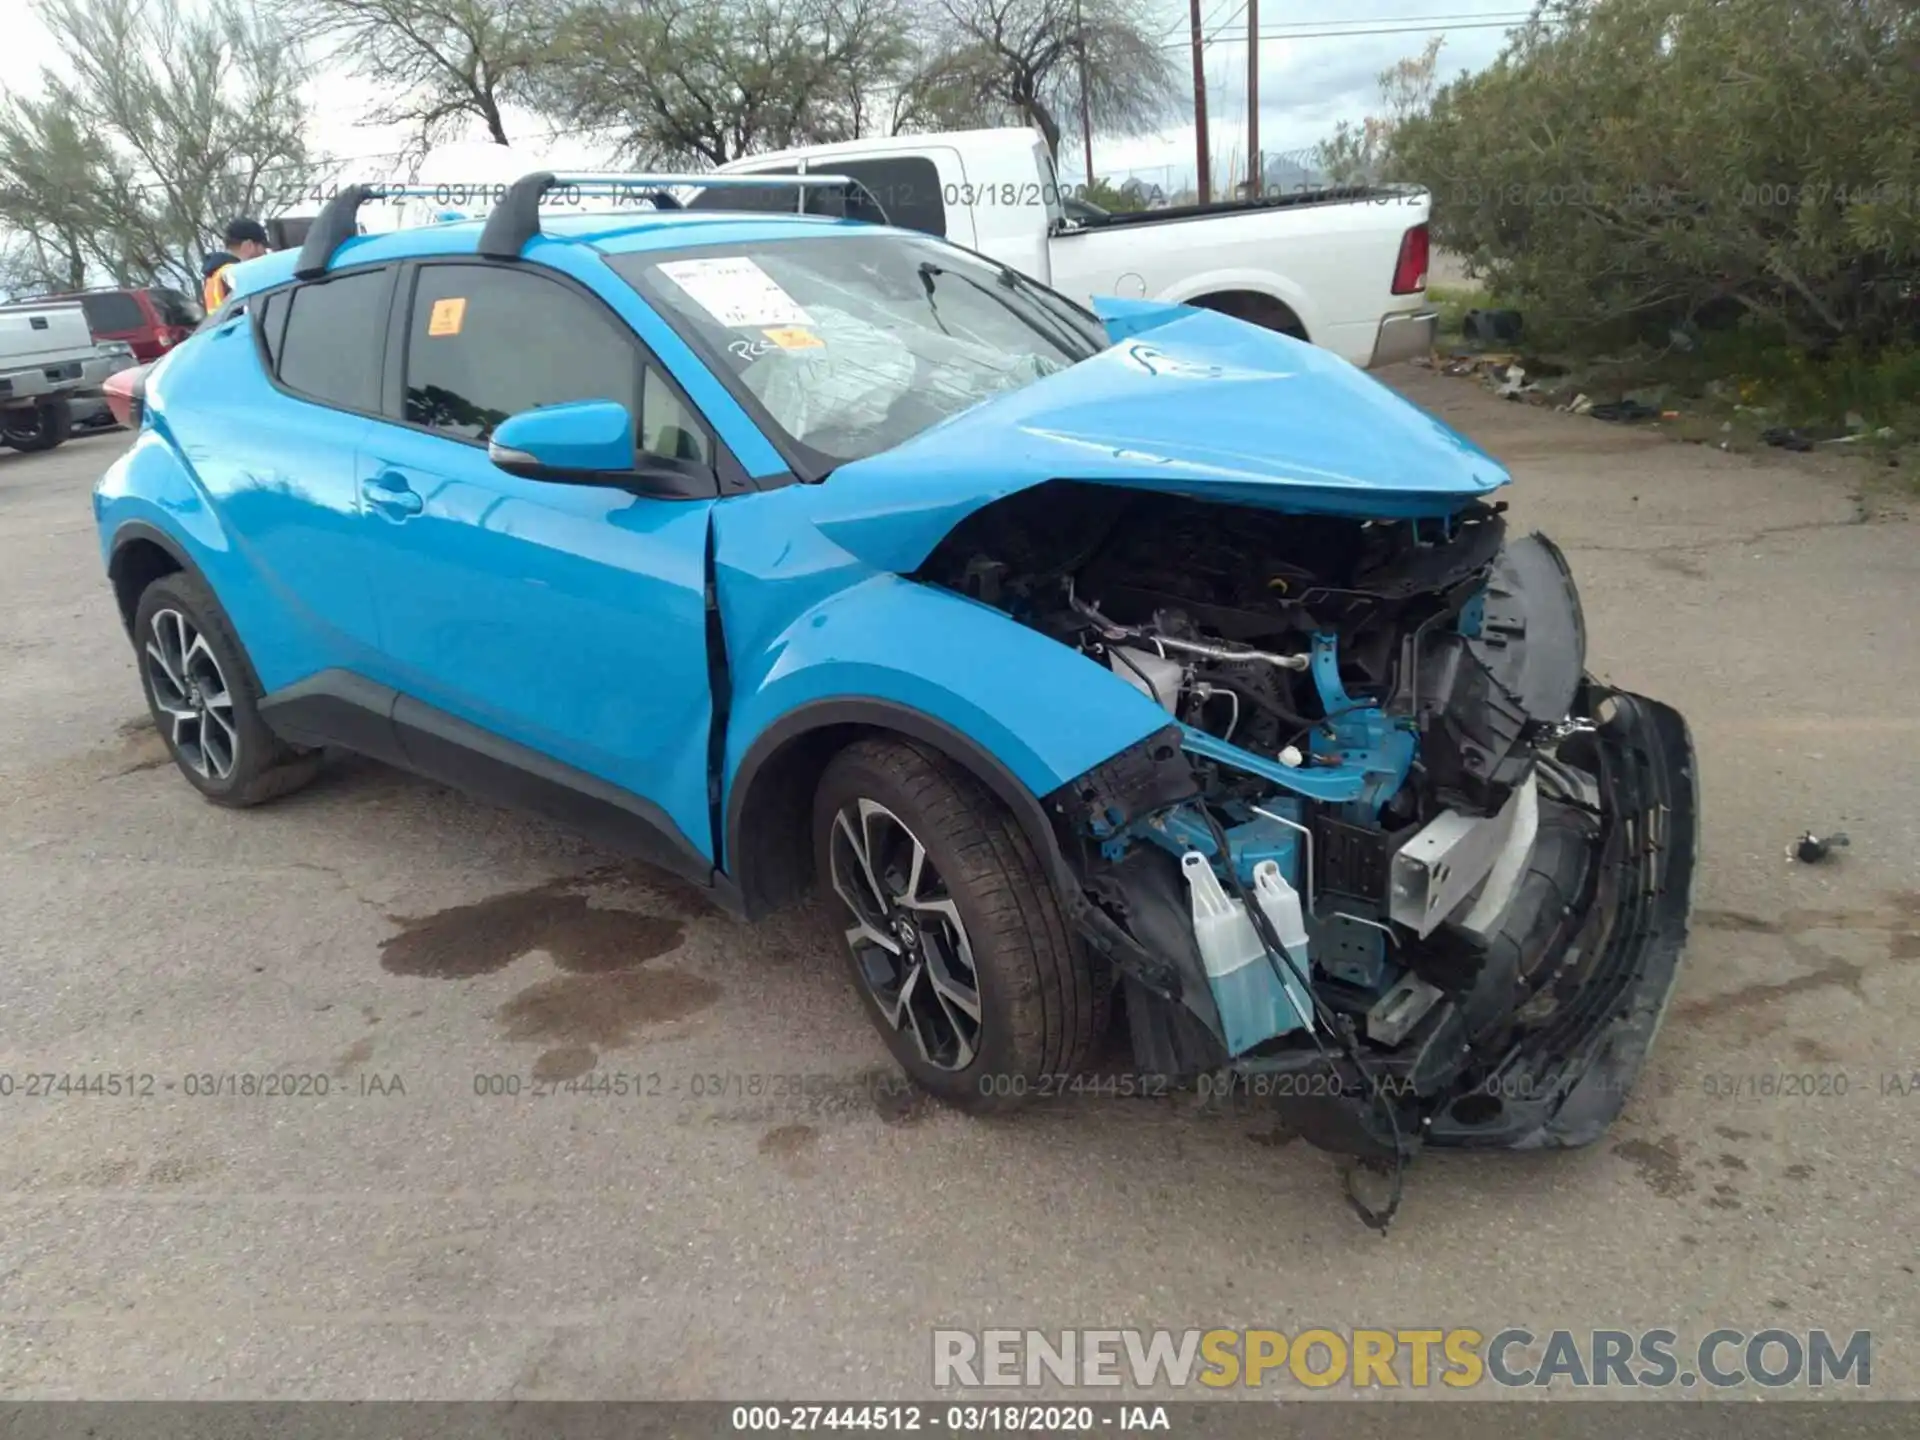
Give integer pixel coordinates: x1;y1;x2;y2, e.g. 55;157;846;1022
1156;13;1540;49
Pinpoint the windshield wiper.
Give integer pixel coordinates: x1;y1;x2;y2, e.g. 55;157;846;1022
916;263;955;337
917;261;1088;359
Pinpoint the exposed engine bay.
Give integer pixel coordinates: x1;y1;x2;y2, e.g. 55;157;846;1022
917;481;1696;1190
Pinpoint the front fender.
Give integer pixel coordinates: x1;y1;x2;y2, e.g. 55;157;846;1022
721;572;1170;826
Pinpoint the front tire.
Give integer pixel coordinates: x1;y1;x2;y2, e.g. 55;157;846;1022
132;572;321;806
813;738;1107;1112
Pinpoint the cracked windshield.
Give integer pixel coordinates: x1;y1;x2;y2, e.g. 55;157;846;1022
613;235;1107;467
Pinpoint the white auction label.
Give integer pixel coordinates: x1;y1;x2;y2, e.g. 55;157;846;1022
657;256;814;328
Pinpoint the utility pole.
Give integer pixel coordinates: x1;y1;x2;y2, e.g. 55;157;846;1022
1189;0;1211;203
1246;0;1260;198
1075;0;1094;193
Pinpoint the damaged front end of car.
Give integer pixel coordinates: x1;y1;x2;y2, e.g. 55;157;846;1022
914;479;1698;1164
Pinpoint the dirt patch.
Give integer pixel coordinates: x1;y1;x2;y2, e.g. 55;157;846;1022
332;1036;376;1076
1613;1133;1694;1198
758;1123;819;1161
1675;954;1868;1022
532;1045;598;1082
494;967;720;1049
379;874;686;980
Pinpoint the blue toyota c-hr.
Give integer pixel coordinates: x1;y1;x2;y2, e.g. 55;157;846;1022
94;173;1696;1184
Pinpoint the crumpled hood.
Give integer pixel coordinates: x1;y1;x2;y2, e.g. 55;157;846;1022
792;307;1509;575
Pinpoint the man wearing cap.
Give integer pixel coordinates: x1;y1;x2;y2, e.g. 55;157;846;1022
202;218;270;311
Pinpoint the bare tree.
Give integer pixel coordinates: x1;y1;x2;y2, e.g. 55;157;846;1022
539;0;915;166
911;0;1182;158
270;0;550;151
1313;36;1444;184
2;0;320;289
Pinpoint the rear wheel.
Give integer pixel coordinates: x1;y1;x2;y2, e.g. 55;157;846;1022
1;397;73;452
813;738;1107;1112
132;572;321;806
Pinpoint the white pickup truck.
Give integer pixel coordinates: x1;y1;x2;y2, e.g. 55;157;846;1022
711;128;1437;369
0;298;102;452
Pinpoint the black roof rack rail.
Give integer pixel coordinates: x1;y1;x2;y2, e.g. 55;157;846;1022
476;170;889;261
293;183;474;279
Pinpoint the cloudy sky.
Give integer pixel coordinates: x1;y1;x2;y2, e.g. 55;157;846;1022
8;0;1529;194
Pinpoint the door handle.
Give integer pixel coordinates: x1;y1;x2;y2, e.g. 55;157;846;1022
362;472;423;520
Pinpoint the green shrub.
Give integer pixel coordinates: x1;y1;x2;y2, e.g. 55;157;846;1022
1390;0;1919;350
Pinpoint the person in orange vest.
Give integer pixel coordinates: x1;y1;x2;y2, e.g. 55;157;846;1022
199;250;237;312
201;217;269;311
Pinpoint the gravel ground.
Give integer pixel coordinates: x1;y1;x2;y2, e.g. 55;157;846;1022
0;375;1915;1401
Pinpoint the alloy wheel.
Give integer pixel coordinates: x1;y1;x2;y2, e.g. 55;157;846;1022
829;798;983;1071
143;608;238;780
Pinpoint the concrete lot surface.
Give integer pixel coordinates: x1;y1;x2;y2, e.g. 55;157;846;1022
1;376;1915;1399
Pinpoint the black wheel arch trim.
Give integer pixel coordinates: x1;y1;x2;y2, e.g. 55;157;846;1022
724;698;1072;917
106;521;207;635
721;699;1186;1011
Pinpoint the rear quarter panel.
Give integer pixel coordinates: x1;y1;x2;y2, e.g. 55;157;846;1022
93;316;382;689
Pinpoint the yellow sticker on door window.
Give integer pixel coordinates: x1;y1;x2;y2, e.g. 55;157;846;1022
762;326;823;350
427;297;467;336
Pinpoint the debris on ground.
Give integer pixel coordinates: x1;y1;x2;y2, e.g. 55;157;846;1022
1762;427;1816;452
1490;363;1534;400
1464;308;1525;346
1789;830;1850;864
1589;399;1661;423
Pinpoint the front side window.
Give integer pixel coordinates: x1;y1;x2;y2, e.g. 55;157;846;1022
399;265;711;466
610;234;1105;473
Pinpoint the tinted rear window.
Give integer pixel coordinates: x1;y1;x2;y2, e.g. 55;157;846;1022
276;269;391;413
80;293;144;333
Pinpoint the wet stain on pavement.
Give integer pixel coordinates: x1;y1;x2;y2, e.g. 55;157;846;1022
332;1036;376;1076
379;873;686;980
494;967;720;1048
1614;1133;1695;1198
532;1044;598;1082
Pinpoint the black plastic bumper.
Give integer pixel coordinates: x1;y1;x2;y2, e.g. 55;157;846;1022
1225;685;1698;1157
1423;687;1698;1148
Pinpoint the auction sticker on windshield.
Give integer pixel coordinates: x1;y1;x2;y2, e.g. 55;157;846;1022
657;257;813;328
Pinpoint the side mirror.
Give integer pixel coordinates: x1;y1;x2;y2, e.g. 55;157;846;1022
1090;294;1202;343
488;400;716;499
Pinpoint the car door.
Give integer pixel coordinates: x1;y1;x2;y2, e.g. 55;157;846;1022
169;267;393;689
355;259;724;868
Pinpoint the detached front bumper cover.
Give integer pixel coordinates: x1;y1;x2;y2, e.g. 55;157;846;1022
1218;684;1698;1156
1428;687;1698;1148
